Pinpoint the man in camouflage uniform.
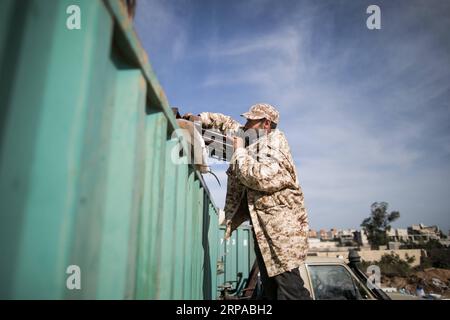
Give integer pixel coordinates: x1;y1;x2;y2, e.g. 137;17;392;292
184;103;311;300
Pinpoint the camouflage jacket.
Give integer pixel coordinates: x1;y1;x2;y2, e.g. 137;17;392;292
200;112;309;277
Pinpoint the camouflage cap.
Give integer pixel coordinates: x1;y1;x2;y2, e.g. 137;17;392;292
241;103;280;124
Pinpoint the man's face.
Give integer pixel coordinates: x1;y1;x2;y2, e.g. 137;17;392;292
244;118;267;130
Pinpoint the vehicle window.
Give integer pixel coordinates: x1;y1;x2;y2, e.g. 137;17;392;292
307;265;365;300
353;276;372;299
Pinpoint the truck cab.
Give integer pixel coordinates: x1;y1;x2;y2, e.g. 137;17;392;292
299;256;377;300
220;250;394;300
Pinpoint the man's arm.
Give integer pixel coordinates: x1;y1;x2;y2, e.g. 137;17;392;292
182;112;241;133
199;112;241;134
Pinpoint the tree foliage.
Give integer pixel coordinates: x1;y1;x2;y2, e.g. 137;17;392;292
361;252;414;277
361;202;400;248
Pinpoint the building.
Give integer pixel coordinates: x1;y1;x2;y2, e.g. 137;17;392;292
388;242;402;250
336;229;356;245
386;228;395;239
319;229;329;240
407;224;441;242
308;238;338;251
328;228;338;240
397;228;409;241
310;223;448;253
386;228;409;242
308;229;318;238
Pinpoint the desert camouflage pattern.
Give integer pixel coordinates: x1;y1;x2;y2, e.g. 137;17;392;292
241;103;280;124
200;112;309;277
199;112;242;133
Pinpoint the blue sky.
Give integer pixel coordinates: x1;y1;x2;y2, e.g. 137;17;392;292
134;0;450;232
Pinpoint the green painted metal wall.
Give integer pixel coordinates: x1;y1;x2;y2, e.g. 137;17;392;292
218;226;256;297
0;0;254;300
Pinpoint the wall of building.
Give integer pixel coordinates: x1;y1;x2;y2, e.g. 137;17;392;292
315;249;423;267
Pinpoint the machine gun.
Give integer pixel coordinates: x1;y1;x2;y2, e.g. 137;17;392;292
172;107;261;164
172;108;239;162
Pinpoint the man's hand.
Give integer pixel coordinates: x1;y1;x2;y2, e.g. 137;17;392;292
182;112;201;122
225;220;232;240
233;136;244;150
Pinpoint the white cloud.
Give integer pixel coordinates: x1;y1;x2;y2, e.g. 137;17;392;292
202;26;304;89
135;0;450;230
198;5;450;230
